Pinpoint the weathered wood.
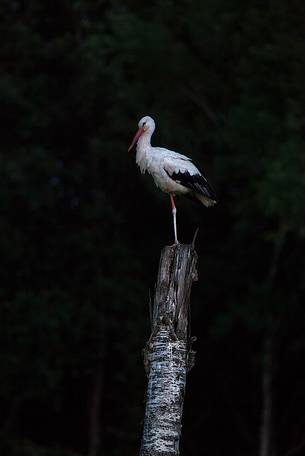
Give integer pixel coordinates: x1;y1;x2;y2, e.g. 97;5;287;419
140;243;198;456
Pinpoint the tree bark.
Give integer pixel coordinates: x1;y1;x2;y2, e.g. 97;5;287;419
259;335;274;456
88;364;104;456
140;243;197;456
259;223;287;456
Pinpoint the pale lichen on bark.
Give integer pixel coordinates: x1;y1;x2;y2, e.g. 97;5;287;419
141;327;187;454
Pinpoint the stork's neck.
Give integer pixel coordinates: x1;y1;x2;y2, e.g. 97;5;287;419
137;130;152;150
136;131;153;173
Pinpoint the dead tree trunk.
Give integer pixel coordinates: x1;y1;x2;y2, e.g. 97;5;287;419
140;243;198;456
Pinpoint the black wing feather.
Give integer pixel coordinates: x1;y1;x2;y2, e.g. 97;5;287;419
166;169;217;201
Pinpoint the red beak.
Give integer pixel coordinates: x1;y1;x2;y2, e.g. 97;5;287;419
128;127;144;151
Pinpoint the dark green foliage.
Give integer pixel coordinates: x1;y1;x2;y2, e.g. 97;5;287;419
0;0;304;455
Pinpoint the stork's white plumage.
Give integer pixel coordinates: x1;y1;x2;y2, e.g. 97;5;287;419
128;115;217;244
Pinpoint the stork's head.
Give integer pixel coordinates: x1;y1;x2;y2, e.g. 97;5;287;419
128;116;155;151
138;116;155;132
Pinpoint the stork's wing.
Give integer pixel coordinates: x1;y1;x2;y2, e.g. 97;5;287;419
157;148;192;162
163;157;217;201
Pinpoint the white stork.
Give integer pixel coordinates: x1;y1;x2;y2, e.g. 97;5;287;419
128;115;217;244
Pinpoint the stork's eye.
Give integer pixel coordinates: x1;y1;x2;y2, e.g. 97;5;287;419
142;121;146;127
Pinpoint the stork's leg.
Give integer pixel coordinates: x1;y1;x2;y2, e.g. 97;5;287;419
170;193;179;244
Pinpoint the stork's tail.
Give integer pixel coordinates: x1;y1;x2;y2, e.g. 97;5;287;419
195;193;217;207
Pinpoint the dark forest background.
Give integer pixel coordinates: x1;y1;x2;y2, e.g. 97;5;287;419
0;1;305;455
